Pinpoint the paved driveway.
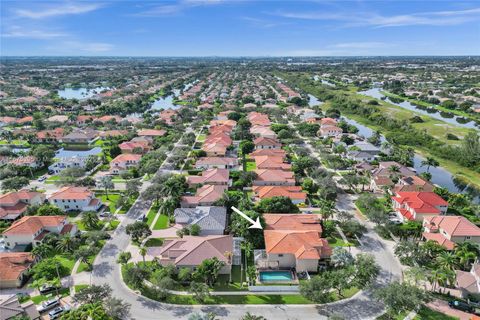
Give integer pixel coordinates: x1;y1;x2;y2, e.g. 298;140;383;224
427;299;476;320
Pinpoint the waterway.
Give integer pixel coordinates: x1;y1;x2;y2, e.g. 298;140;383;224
308;94;480;201
57;86;111;100
359;88;478;130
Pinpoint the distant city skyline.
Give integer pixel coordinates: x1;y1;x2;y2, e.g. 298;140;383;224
1;0;480;56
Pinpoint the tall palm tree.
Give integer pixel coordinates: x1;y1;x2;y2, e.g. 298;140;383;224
421;157;439;173
99;176;114;200
139;246;147;266
454;242;479;270
56;234;78;253
158;197;177;218
436;252;458;271
82;211;100;230
31;243;52;259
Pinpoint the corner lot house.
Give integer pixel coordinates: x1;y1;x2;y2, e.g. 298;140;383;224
148;235;233;274
392;191;448;222
0;252;35;288
2;215;76;249
0;190;45;221
259;214;331;272
423;215;480;250
174;207;227;235
48;186;102;212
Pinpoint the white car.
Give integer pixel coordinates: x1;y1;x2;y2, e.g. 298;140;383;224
48;305;70;319
37;298;59;313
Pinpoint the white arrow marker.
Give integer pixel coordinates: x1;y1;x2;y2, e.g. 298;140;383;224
231;206;262;229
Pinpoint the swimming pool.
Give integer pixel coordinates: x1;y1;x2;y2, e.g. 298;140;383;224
259;270;293;282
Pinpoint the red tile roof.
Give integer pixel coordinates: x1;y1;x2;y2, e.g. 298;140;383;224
3;216;66;235
0;252;34;281
392;192;448;214
49;186;93;201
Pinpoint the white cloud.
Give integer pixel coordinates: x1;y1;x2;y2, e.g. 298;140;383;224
134;0;225;17
241;16;288;28
329;42;392;49
271;7;480;28
62;41;114;53
15;3;103;19
1;26;67;39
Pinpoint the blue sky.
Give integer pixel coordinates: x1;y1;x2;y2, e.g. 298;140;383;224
1;0;479;56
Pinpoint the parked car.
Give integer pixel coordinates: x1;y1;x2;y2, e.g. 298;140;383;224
448;300;475;313
37;176;46;182
48;305;70;319
37;298;59;313
136;214;146;222
99;211;110;217
39;284;59;294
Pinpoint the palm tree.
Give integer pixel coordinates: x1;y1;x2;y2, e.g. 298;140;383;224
56;234;78;253
31;243;52;259
241;313;266;320
436;252;458;271
454;242;479;270
158;197;177;218
99;176;114;200
139;246;147;266
421;157;439;173
319;199;335;222
240;241;253;286
428;269;443;292
81;211;100;230
224;251;233;283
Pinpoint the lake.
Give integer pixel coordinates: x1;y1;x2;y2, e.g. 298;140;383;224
57;87;111;100
359;88;478;130
151;94;181;110
308;94;480;201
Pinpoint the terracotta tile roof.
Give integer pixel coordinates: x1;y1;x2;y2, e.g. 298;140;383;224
455;270;479;293
195;157;238;166
253;137;282;147
394;176;435;193
149;235;233;266
254;156;291;170
423;232;456;250
424;215;480;237
0;252;34;281
187;168;229;185
49;186;93;201
320;118;338;126
8;156;38;166
111;153;142;164
0;190;42;207
264;214;321;233
253;186;306;201
264;230;331;259
392;192;448;214
138;129;166;137
254;169;295;184
182;185;227;206
250;149;286;158
3;215;66;235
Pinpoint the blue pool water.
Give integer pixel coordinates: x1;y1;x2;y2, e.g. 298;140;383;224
259;271;293;282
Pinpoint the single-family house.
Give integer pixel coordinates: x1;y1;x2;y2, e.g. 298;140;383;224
0;294;40;318
48;155;89;174
394;176;435;193
250;125;277;139
252;186;307;204
0;253;35;289
455;260;480;298
61;129;98;144
110;154;142;175
253;137;282;150
423;215;480;250
34;128;64;143
148;235;233;273
48;186;102;212
8;156;40;169
187;168;230;187
173;207;227;235
0;190;45;221
137;129;167;138
254;156;291;171
2;215;76;249
195;157;238;170
260;214;331;272
253;169;295;186
250;149;286;159
119;141;150;154
391;191;449;222
181;185;227;208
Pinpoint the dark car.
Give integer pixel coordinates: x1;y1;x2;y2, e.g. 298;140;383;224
39;284;59;294
448;300;474;313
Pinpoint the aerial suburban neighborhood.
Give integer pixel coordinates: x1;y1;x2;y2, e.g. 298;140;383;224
1;1;480;320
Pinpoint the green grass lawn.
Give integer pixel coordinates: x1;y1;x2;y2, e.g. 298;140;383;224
245;159;256;171
118;195;138;214
74;284;89;292
146;204;159;227
327;235;355;247
106;219;120;231
45;175;61;184
76;220;106;231
414;306;459;320
144;237;164;247
98;194;121;213
197;134;206;142
31;288;70;305
213;265;245;291
152;214;169;230
55;255;78;275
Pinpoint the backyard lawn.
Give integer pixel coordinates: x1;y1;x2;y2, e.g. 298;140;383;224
152;214;169;230
245;159;256;171
98;194;121;213
213;266;245;291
